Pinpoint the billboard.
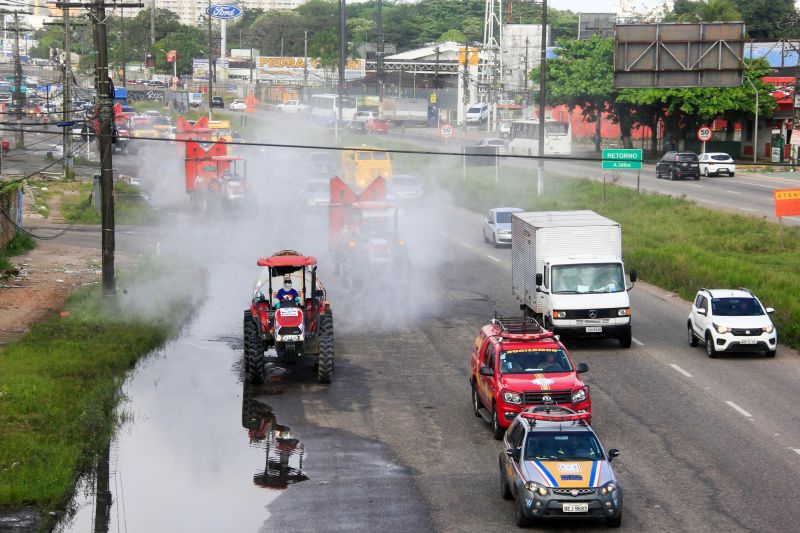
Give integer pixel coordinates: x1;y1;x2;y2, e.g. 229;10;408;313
578;13;615;40
614;22;746;88
193;58;209;81
255;56;366;85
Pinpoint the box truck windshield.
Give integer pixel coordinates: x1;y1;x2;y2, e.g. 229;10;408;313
552;263;625;294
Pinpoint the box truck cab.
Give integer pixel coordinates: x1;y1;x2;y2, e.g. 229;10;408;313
511;211;637;348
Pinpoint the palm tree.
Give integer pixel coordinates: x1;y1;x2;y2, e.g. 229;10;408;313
677;0;742;22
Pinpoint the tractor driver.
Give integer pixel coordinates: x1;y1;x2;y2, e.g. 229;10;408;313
275;277;300;307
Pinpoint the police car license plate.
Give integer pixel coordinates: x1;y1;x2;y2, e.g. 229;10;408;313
585;326;602;333
563;503;589;513
740;339;757;344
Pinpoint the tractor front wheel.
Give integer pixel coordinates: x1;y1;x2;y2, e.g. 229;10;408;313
243;310;265;385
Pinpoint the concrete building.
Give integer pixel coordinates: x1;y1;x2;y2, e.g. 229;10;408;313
501;24;548;92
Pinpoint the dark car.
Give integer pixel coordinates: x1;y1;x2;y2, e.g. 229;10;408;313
347;119;367;133
211;96;224;108
656;151;700;180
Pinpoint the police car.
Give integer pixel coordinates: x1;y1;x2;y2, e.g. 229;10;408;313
498;406;622;527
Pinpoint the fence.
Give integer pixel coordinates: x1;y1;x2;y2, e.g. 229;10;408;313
0;185;22;248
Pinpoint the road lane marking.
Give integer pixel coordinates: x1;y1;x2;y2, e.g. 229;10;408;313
697;199;716;204
460;242;473;249
725;401;753;418
669;364;693;378
750;183;778;189
487;255;501;262
724;190;743;195
632;337;644;346
740;207;755;212
792;449;800;457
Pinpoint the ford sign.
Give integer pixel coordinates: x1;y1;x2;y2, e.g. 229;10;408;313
206;4;242;19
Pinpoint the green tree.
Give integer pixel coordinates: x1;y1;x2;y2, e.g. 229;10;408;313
153;26;205;76
348;17;376;46
532;36;618;151
249;10;304;56
438;29;467;43
671;0;741;21
617;59;776;148
731;0;798;39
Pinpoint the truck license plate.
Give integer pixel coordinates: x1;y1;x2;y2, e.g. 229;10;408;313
739;339;757;344
585;326;603;333
562;503;589;513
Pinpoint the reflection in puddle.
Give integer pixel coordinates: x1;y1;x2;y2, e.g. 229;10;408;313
241;382;309;490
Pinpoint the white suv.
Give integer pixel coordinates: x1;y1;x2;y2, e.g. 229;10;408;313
687;289;777;358
465;102;489;124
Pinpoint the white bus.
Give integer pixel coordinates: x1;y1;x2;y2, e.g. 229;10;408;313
508;119;572;156
309;94;358;126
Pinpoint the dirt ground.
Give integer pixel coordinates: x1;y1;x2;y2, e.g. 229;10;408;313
0;187;101;346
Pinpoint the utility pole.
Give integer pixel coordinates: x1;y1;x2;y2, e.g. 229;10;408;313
121;8;126;87
63;9;73;180
537;0;547;196
94;1;116;295
59;0;142;296
149;0;155;48
12;13;24;149
303;29;308;102
524;36;529;91
208;0;213;120
337;0;346;144
462;44;470;133
377;0;383;103
793;43;800;166
44;16;85;181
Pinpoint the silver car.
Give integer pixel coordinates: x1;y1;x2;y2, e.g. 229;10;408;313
483;207;523;247
302;179;330;208
387;174;424;202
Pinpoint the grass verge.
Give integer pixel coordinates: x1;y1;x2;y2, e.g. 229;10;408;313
0;259;202;517
397;155;800;349
0;231;36;271
30;180;158;225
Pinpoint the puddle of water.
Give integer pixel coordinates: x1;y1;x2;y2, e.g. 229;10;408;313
54;266;296;532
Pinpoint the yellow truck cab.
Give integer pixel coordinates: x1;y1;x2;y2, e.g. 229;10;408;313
340;146;392;191
208;119;232;142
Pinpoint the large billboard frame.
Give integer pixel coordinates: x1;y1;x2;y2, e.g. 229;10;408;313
614;22;746;88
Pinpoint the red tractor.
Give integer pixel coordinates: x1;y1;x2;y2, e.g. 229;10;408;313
329;175;409;280
185;140;251;213
243;250;334;384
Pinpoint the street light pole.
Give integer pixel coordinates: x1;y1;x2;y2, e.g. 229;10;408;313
745;76;759;164
303;29;308;102
337;0;346;144
537;0;548;196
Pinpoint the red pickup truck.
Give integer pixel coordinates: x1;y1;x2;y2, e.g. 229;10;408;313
470;315;591;439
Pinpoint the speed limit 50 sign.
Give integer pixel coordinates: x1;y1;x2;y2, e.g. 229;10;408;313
697;126;712;142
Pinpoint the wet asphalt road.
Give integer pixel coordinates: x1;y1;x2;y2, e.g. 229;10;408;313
46;126;800;533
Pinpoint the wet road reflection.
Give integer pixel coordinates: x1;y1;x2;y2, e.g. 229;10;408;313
241;382;309;490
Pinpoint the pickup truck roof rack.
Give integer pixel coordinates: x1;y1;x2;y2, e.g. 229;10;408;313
520;405;590;426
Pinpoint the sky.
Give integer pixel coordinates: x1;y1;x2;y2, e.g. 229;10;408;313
549;0;621;12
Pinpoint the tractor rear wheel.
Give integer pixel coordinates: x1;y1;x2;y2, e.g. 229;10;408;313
317;313;334;384
243;310;264;385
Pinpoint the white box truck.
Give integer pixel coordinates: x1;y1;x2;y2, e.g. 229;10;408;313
511;210;637;347
379;97;429;126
